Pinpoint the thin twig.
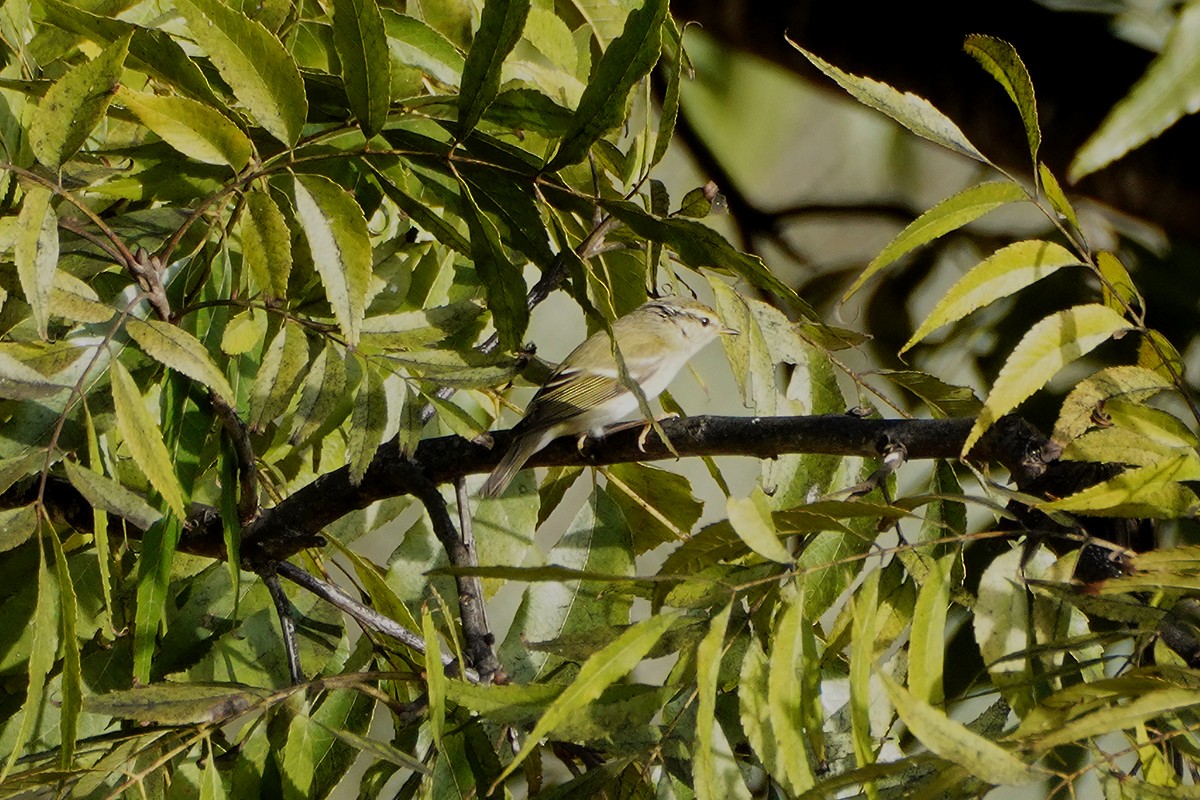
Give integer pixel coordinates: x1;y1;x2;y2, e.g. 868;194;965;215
262;566;303;684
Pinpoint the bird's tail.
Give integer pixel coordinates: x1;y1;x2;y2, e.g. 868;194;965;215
480;430;550;498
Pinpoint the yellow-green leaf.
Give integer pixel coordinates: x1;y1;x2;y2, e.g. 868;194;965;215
769;590;815;794
110;359;186;520
1054;365;1171;443
843;181;1027;302
790;39;992;167
15;185;58;339
422;605;446;747
126;318;235;404
491;611;678;789
64;459;162;531
249;322;309;431
220;308;268;355
348;364;387;485
964;35;1040;164
883;673;1038;785
910;553;953;706
176;0;307;146
727;487;792;563
116;87;252;169
902;240;1079;353
332;0;391;136
0;350;68;399
695;603;749;800
241;190;292;299
1096;251;1142;315
964;304;1130;456
289;341;348;447
0;505;38;552
84;682;271;725
1039;454;1200;518
1038;163;1080;230
292;175;371;348
29;33;130;168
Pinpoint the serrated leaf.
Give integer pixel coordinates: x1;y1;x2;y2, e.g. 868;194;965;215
29;32;130;168
0;350;68;399
964;304;1130;456
126;318;235;404
457;178;528;352
249;322;309;431
491;611;678;788
50;271;115;324
292;174;372;347
333;0;391;136
877;370;982;418
110;359;186;520
964;35;1040;164
422;605;446;747
458;0;530;136
850;570;879;789
910;553;952;706
1022;685;1200;753
348;364;387;485
727;487;792;563
1054;366;1172;443
695;603;749;800
545;0;666;171
360;301;485;349
882;672;1037;785
1039;454;1200;518
241;189;292;299
0;505;38;552
64;459;162;531
311;719;429;773
1070;4;1200;182
769;590;816;794
1096;251;1141;314
48;526;81;765
843;181;1027;302
902;240;1079;353
15;185;58;339
176;0;307;146
790;39;992;165
382;11;464;87
290;341;348;446
221;308;268;355
739;639;780;779
116;87;251;169
605;462;702;554
84;682;272;724
1038;163;1079;230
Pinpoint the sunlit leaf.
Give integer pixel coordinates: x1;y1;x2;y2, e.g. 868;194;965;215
126;318;236;404
694;603;749;800
347;363;387;485
964;34;1040;165
383;11;464;87
457;178;528;352
769;589;816;794
29;32;130;168
333;0;391;136
727;487;792;563
177;0;307;146
249;322;309;431
902;240;1079;353
292;174;372;348
965;304;1131;456
1054;365;1172;443
241;189;293;300
116;87;252;169
84;682;272;724
1039;454;1200;517
458;0;530;136
290;341;349;447
1038;163;1080;230
63;459;161;531
109;359;186;520
843;181;1027;302
15;185;58;339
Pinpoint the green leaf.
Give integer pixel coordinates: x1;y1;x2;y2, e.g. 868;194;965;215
290;341;348;447
63;459;162;531
116;87;252;169
545;0;666;171
964;304;1131;456
109;359;186;520
241;189;293;299
768;589;816;794
964;34;1040;165
422;605;446;747
652;18;684;168
849;570;880;797
1054;365;1172;443
1023;684;1200;753
457;177;528;352
1070;4;1200;181
1;536;56;781
51;270;116;324
876;370;982;418
176;0;307;146
909;553;953;706
694;603;749;800
1038;162;1080;231
727;487;792;563
332;0;391;136
249;322;309;431
0;505;38;552
902;240;1080;353
843;181;1028;302
1096;250;1142;314
29;32;130;168
382;11;464;87
789;39;992;166
603;200;810;315
457;0;530;136
605;462;702;554
126;318;236;404
48;527;81;766
15;185;58;339
292;174;372;348
0;350;69;399
221;308;268;355
491;611;679;788
84;682;272;724
311;719;429;773
739;639;781;780
882;672;1038;785
347;363;387;486
1039;454;1200;518
973;545;1038;715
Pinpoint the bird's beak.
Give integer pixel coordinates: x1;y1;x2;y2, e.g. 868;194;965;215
720;323;739;336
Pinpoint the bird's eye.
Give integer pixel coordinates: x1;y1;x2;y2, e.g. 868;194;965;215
700;317;710;327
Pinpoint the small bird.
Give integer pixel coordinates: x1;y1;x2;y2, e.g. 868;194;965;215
480;296;737;498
